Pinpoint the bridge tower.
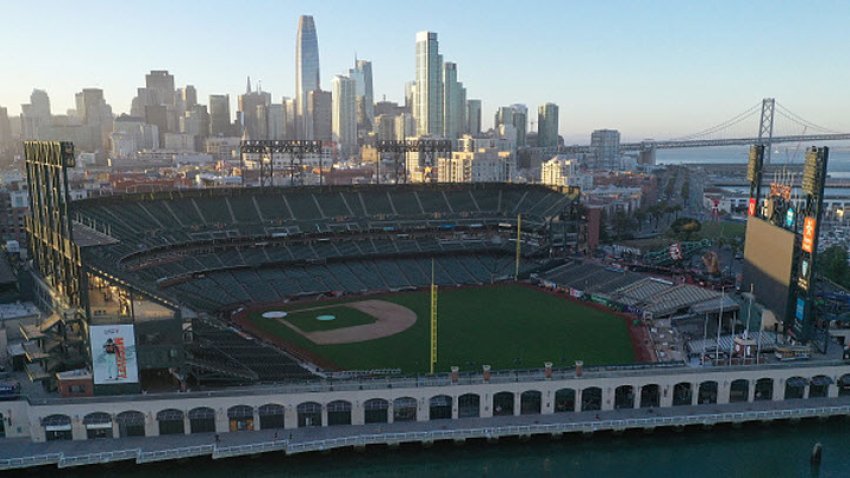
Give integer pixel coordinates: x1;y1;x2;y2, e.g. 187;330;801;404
758;98;775;164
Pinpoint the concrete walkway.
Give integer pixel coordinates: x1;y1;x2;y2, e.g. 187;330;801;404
3;395;850;470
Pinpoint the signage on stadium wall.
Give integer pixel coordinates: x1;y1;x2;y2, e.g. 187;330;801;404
90;324;139;385
795;297;806;321
801;217;816;253
590;295;610;306
624;305;642;316
797;257;811;291
570;288;584;298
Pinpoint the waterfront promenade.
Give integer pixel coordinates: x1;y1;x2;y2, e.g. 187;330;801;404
3;396;850;471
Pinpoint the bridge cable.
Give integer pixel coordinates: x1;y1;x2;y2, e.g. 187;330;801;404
669;102;763;141
775;103;844;134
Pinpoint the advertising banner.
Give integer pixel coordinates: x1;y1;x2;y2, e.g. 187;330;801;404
90;324;139;385
802;217;816;253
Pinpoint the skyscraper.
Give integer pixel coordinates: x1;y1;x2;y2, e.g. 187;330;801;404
373;114;396;141
414;31;443;136
0;106;11;149
283;97;297;139
510;104;527;147
209;95;232;136
308;90;332;142
130;88;156;118
21;89;51;139
239;78;271;139
182;85;198;110
145;70;175;107
494;106;513;132
350;58;374;128
74;88;113;152
537;103;559;148
404;81;416;112
73;89;109;124
591;129;621;169
442;62;466;139
466;99;482;136
495;105;527;147
181;104;210;143
331;75;357;157
295;15;320;139
267;104;286;140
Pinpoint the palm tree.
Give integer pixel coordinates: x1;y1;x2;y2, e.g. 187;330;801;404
648;205;663;229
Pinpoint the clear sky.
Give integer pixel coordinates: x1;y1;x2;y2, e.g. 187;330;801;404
2;0;849;142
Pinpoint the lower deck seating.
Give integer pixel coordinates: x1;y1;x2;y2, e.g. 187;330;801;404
191;321;314;383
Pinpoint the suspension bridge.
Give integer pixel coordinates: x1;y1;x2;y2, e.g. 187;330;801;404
543;99;850;162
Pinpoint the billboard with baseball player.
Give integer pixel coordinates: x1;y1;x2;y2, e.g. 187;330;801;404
90;325;139;385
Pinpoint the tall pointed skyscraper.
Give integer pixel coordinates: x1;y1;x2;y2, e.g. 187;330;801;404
295;15;320;139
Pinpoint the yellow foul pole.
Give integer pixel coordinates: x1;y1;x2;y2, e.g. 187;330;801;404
430;258;438;375
515;213;522;280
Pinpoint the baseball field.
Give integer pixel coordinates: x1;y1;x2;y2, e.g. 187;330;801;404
240;283;637;374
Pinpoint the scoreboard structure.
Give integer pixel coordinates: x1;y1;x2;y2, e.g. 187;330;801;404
794;147;829;342
740;145;829;346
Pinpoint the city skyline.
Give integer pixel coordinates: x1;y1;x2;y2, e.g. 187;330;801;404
2;1;850;141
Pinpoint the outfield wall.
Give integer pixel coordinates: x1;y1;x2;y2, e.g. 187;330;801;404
4;361;850;444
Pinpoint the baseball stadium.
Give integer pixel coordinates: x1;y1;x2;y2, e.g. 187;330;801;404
32;180;645;391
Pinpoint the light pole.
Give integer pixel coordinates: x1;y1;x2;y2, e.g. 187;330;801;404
715;286;725;363
702;312;708;366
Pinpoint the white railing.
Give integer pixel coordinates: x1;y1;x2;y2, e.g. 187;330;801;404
0;453;62;470
58;449;140;468
283;404;850;455
213;440;286;459
137;444;214;464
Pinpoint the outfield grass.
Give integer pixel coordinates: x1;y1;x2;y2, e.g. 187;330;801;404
699;220;747;241
246;284;636;374
278;305;376;332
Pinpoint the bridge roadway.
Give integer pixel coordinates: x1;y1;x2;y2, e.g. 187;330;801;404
538;133;850;155
3;396;850;471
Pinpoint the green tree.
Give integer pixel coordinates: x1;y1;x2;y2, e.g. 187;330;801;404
670;217;702;240
648;204;664;229
819;245;850;287
612;210;635;240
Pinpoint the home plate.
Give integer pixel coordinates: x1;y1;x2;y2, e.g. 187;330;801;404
262;311;287;319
